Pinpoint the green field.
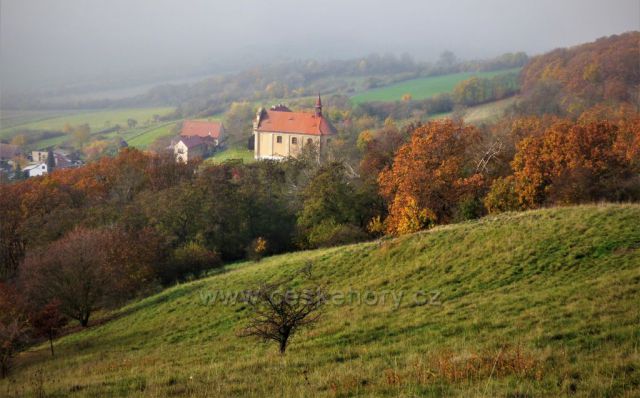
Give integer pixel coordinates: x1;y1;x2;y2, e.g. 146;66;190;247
127;122;178;149
204;147;255;164
350;68;521;104
3;204;639;397
0;107;175;149
0;110;76;131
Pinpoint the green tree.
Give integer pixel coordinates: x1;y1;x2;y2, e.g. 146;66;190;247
224;102;255;146
46;148;56;171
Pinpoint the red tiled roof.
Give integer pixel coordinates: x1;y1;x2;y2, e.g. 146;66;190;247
255;110;336;136
178;135;212;149
181;120;224;139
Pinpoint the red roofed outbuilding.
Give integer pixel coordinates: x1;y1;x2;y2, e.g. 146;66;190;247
181;120;224;146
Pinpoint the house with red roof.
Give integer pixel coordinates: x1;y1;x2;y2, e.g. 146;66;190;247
171;120;224;163
253;95;336;160
174;135;213;163
180;120;224;146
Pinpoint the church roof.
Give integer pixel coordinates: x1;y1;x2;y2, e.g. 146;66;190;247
255;109;336;136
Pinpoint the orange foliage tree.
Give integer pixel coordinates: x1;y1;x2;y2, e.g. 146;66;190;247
511;116;640;208
378;120;486;235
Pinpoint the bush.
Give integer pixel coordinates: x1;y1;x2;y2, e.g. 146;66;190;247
246;237;268;262
454;197;485;222
306;220;368;248
165;242;221;282
484;176;521;214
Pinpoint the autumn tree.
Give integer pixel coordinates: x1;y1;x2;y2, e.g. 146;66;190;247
30;299;67;356
0;283;28;378
0;185;26;280
20;227;156;327
379;119;486;235
511;117;640;208
71;124;91;148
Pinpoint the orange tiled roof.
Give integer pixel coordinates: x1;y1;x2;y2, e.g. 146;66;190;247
181;120;224;139
255;110;336;136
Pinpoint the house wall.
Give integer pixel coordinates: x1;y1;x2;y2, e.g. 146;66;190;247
26;163;47;177
254;130;326;159
32;151;48;163
174;141;207;163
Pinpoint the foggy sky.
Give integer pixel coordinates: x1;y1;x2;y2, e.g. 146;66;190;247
1;0;638;93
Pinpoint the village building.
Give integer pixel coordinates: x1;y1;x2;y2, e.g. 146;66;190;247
22;163;48;177
171;120;224;163
253;95;336;160
31;150;74;168
180;120;224;145
174;136;213;163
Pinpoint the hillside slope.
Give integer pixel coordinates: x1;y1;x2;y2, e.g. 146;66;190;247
3;204;640;397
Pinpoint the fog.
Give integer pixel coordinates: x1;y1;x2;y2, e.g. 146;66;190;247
1;0;638;94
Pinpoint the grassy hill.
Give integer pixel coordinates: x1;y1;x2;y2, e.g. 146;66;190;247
350;68;520;104
3;204;639;397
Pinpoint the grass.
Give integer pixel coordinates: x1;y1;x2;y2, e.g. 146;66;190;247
2;204;640;397
430;97;518;125
0;110;76;131
126;122;178;149
350;68;521;104
204;147;255;164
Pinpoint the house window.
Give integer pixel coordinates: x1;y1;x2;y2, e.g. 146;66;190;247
276;136;282;144
291;137;298;145
307;138;313;145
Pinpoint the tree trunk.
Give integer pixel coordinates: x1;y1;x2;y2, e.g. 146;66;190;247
279;339;287;354
80;312;90;327
49;333;55;356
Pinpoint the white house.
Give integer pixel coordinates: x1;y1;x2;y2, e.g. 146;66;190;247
22;163;48;177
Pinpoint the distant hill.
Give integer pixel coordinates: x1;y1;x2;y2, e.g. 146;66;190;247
519;31;640;114
3;204;639;397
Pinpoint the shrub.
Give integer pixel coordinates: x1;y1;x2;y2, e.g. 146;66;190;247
484;176;521;214
246;237;268;262
306;220;368;248
166;242;221;282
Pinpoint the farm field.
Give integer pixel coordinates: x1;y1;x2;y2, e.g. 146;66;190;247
0;110;77;132
3;204;638;397
0;107;175;149
350;68;521;104
126;122;178;149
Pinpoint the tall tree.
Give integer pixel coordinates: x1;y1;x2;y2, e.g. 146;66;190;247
379;120;486;235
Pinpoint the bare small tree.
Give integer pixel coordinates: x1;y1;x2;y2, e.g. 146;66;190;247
238;275;326;354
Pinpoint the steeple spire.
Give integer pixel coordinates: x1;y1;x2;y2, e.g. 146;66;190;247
315;94;322;117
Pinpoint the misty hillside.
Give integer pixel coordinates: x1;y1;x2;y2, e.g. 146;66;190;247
2;204;639;397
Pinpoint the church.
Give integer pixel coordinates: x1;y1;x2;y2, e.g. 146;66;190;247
253;95;336;160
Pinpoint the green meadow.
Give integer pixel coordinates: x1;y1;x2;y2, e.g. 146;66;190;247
204;147;256;164
3;204;639;397
351;68;521;104
0;107;175;149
